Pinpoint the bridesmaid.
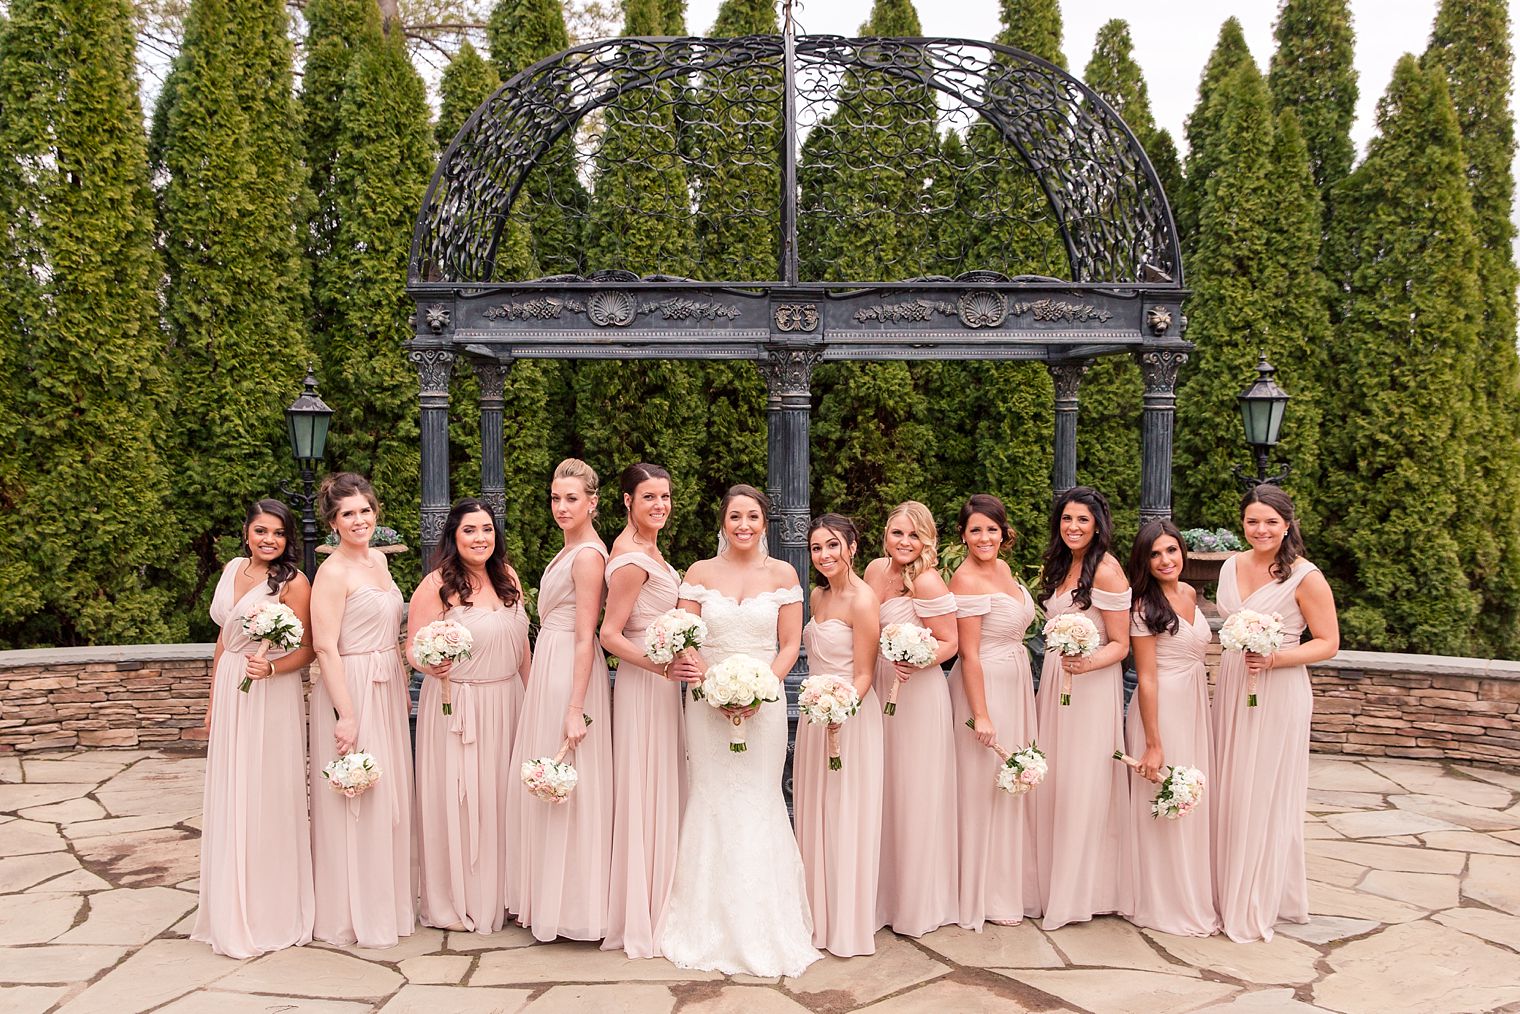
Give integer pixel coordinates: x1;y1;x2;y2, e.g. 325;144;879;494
506;458;613;941
193;500;315;957
948;494;1040;930
864;501;959;938
309;472;416;948
1123;519;1219;936
794;513;884;956
1034;485;1134;931
409;498;532;935
600;462;685;958
1213;485;1338;942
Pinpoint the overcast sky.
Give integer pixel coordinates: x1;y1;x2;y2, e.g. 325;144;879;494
683;0;1513;161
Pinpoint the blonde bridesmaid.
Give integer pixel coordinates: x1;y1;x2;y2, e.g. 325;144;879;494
309;473;416;948
1213;485;1338;942
794;513;883;956
948;494;1040;929
506;459;613;941
1033;486;1134;931
410;498;531;935
193;500;315;957
1122;519;1219;936
601;463;685;958
864;501;959;938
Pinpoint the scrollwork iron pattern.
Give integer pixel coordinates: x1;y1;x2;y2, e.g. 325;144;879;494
774;304;819;332
411;35;1180;288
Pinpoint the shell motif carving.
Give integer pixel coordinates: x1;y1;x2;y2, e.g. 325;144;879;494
958;291;1008;329
586;290;637;327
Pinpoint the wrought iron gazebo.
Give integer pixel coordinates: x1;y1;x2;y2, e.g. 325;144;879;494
406;23;1191;597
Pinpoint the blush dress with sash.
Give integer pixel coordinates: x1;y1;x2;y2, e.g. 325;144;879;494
415;597;530;934
1123;606;1219;936
602;553;686;958
948;589;1041;929
875;592;959;937
655;583;820;978
506;541;614;941
309;581;416;948
794;616;884;956
1034;585;1135;930
1213;556;1317;942
193;559;314;958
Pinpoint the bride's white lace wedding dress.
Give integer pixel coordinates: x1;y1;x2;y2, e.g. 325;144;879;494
653;583;821;977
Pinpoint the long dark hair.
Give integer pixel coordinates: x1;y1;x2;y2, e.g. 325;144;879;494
1129;519;1187;636
620;462;671;542
1242;484;1305;582
720;484;770;525
434;499;521;609
241;499;300;594
808;512;861;586
1040;486;1113;610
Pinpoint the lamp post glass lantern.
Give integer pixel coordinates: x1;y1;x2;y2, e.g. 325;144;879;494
282;368;333;579
1235;354;1290;487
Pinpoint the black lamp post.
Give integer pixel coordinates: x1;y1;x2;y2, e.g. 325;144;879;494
281;368;333;580
1234;354;1290;488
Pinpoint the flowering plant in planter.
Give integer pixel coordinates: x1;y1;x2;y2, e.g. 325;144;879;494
1179;528;1245;553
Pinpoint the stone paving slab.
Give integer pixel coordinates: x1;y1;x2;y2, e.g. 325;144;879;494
7;748;1520;1014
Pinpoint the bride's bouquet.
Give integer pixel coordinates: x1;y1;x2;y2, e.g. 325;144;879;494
320;750;381;798
965;719;1047;795
411;619;475;715
239;603;304;692
1219;609;1284;707
878;623;937;715
1115;751;1206;819
798;673;861;771
520;715;594;804
1042;612;1100;705
692;654;782;752
644;608;707;675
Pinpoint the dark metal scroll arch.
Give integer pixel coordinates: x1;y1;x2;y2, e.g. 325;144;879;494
411;34;1182;287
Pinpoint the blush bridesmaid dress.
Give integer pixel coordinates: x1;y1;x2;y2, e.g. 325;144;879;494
1034;585;1135;930
193;559;314;958
794;616;884;956
1212;555;1318;942
415;597;530;934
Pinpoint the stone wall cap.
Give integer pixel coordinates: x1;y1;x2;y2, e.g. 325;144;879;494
1317;649;1520;680
0;643;215;667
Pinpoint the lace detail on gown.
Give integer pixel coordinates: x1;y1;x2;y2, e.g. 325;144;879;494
655;583;819;977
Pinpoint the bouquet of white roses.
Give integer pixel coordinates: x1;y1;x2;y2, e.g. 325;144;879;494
520;714;593;804
1219;608;1284;707
878;623;937;715
644;608;707;671
798;673;861;771
692;653;782;752
965;718;1047;795
320;750;381;798
411;619;475;715
1115;751;1206;819
239;603;304;692
1042;612;1100;705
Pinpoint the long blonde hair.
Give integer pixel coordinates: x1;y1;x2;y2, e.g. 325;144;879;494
884;501;939;598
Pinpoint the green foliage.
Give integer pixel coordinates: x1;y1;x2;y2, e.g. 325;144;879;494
316;25;436;593
1321;57;1483;653
485;0;567;75
1424;0;1520;656
1178;18;1253;257
436;39;498;150
994;0;1065;68
154;0;313;637
0;0;186;646
1268;0;1358;199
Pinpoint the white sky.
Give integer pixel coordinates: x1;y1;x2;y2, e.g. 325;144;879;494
684;0;1515;161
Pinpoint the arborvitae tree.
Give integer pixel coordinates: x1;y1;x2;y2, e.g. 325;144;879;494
0;0;185;645
1321;57;1482;653
318;24;436;592
1424;0;1520;656
573;0;708;562
437;39;499;148
995;0;1064;67
1267;0;1357;200
1173;61;1282;529
155;0;313;630
1178;19;1253;257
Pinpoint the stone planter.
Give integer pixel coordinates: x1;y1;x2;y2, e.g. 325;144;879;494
1181;550;1233;585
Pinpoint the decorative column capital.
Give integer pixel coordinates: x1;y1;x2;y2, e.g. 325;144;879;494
471;357;510;403
758;347;824;395
1136;347;1189;395
1048;360;1090;402
408;347;456;395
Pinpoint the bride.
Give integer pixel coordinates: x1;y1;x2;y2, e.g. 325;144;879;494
655;485;821;977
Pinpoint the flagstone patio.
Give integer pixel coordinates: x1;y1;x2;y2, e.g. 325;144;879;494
2;750;1519;1014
